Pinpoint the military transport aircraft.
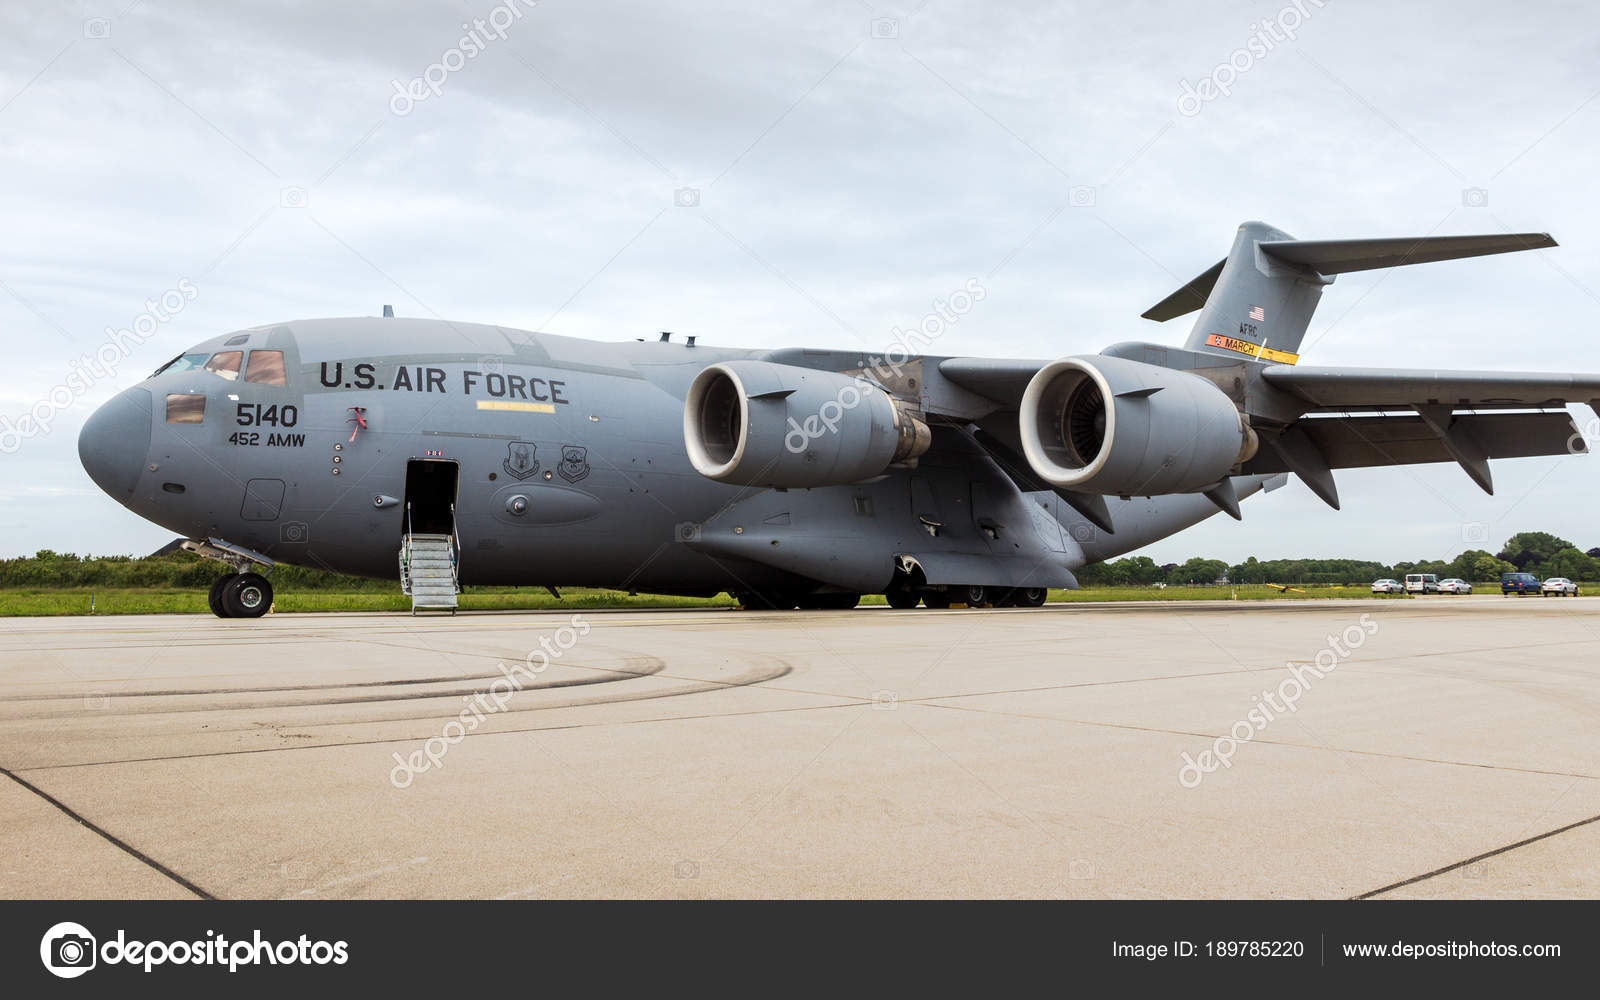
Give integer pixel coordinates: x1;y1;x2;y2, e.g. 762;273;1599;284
79;221;1600;617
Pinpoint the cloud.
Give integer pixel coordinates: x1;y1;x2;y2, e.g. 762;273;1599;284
2;0;1598;561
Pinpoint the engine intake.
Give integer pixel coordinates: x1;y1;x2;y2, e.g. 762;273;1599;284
1019;355;1256;495
684;361;930;488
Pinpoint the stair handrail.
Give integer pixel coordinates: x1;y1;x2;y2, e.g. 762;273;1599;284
400;502;414;594
447;502;461;591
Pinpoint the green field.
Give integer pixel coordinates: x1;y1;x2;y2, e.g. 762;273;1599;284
0;583;1546;617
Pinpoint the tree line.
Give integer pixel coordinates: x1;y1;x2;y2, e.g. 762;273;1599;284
1076;532;1600;587
1;530;1595;590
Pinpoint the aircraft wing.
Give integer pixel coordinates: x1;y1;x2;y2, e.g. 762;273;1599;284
940;355;1600;509
1259;365;1600;411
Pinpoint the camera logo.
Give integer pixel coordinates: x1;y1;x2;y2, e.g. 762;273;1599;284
1462;186;1489;208
870;17;899;39
280;186;309;209
675;521;702;543
84;17;111;39
280;520;309;543
1460;521;1489;544
673;187;700;208
41;922;97;978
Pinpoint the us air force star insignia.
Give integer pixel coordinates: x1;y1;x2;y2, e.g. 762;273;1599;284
503;441;539;480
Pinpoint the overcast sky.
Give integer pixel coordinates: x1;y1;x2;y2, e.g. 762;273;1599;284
2;0;1598;565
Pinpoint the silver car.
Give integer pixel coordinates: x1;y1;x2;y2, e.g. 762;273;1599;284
1542;577;1580;596
1371;578;1404;594
1439;578;1473;595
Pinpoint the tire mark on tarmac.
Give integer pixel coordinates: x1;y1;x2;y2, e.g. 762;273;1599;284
1;766;213;899
0;657;668;719
14;657;797;772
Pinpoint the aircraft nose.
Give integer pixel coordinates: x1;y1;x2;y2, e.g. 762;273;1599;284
78;387;153;498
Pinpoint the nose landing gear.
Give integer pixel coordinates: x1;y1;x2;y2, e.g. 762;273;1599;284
185;537;277;619
209;572;273;618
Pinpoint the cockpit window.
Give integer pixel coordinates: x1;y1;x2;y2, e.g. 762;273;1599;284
151;353;210;378
165;393;206;424
244;350;286;386
204;351;242;380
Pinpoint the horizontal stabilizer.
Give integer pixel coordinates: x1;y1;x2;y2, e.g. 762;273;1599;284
1140;258;1225;322
1259;233;1556;275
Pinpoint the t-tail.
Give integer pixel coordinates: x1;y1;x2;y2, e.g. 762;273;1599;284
1141;220;1557;366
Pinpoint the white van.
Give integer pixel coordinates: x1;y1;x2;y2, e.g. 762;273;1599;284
1404;573;1440;594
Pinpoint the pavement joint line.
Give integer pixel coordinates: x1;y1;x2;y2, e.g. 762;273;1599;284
0;765;215;900
917;701;1600;782
1353;810;1600;899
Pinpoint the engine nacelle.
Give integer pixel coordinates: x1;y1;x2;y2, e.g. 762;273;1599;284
684;361;931;488
1019;355;1257;495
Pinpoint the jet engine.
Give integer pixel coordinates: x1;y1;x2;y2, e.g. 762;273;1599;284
1018;355;1257;495
683;361;931;488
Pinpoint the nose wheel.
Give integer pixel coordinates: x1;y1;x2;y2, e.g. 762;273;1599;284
183;538;278;619
208;572;273;618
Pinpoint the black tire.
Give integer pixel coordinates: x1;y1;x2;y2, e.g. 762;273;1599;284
884;587;920;609
207;575;233;618
1018;587;1047;607
798;593;860;610
956;584;988;607
222;573;272;618
921;590;952;609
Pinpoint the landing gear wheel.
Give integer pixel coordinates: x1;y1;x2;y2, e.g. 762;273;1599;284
222;573;273;618
207;575;233;618
1017;587;1047;607
884;587;921;610
809;593;860;610
921;591;952;609
955;585;988;608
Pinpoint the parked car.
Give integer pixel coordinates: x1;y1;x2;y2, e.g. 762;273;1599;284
1404;573;1440;594
1371;578;1404;594
1439;578;1473;594
1502;572;1540;595
1542;577;1580;597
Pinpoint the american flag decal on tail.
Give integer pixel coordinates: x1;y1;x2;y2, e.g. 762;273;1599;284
1248;305;1265;321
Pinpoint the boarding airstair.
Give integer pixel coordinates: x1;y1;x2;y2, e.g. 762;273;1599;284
400;503;460;614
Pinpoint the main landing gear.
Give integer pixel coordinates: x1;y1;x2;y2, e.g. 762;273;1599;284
184;538;277;619
882;583;1050;609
